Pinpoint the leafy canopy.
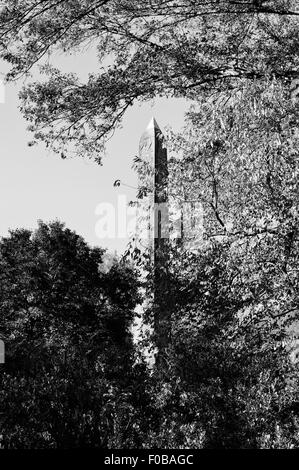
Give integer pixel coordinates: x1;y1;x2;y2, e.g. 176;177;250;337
0;221;142;448
0;0;298;161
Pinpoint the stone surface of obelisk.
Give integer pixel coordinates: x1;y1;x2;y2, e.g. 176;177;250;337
138;118;170;364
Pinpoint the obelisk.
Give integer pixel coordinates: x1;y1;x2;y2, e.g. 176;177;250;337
138;117;170;365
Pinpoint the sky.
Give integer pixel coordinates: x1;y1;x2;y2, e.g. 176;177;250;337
0;49;189;254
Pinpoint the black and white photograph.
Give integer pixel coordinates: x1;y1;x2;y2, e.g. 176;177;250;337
0;0;298;456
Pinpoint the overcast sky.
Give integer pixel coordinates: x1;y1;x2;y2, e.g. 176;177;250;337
0;48;189;254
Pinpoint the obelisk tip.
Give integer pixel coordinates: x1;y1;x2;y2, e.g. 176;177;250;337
147;116;161;130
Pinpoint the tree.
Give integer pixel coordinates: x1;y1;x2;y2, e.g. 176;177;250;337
138;75;299;448
126;72;299;448
168;77;299;335
134;240;299;449
0;221;144;448
0;0;297;160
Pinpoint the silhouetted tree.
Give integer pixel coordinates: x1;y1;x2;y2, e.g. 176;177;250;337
0;221;143;448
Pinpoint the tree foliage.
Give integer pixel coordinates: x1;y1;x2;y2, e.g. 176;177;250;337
0;0;298;160
0;221;145;448
126;67;299;449
147;242;299;448
168;77;299;333
139;73;299;448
